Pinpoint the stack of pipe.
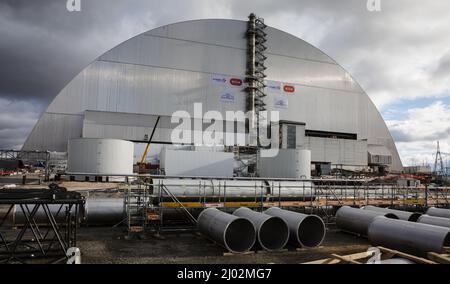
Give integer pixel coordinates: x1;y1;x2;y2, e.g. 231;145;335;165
362;205;422;221
417;214;450;228
336;205;450;257
417;207;450;228
197;208;256;253
197;207;325;252
335;206;399;236
233;207;289;251
263;207;325;248
368;216;450;257
426;207;450;219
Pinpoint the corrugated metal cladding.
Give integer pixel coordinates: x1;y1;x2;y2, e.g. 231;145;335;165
22;19;402;171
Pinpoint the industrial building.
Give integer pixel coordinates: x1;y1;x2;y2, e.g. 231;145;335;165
21;17;402;175
5;15;449;266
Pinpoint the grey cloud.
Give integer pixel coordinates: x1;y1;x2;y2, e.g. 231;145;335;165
0;97;42;148
0;0;233;148
390;127;450;143
433;50;450;79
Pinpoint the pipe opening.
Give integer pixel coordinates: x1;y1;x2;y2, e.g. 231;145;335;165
408;213;422;222
224;218;255;253
297;215;325;248
259;217;289;251
385;213;399;219
444;232;450;248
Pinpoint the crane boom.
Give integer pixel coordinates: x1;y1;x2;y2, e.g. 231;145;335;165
140;116;161;164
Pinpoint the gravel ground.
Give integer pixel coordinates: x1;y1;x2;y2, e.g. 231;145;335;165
77;227;370;264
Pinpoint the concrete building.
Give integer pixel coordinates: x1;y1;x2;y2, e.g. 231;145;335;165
22;19;402;173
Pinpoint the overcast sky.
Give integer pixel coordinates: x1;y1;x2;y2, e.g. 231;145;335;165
0;0;449;166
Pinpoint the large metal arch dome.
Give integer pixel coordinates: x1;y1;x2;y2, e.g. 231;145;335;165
22;18;402;171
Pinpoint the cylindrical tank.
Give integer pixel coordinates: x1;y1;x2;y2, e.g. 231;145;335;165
233;207;289;251
418;214;450;228
297;149;311;179
263;207;325;248
336;206;398;236
362;205;421;221
197;208;256;253
368;216;450;257
67;138;134;175
426;207;450;219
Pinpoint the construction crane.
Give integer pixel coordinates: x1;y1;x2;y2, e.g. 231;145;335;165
139;116;161;166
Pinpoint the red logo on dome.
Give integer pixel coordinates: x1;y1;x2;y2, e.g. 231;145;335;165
230;78;243;86
283;85;295;93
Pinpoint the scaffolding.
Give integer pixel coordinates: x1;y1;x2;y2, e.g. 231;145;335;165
124;180;198;234
119;176;450;228
0;185;84;263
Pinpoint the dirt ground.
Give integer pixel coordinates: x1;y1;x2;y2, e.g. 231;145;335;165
77;227;370;264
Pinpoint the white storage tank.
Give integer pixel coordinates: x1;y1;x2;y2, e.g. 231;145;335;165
67;138;134;175
297;149;311;179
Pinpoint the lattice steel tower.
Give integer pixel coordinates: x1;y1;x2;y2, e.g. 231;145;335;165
434;141;445;175
246;13;268;146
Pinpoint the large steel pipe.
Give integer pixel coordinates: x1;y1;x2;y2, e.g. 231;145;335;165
368;216;450;257
1;198;124;227
83;198;125;226
336;206;399;236
151;179;315;201
233;207;289;251
426;207;450;219
0;204;82;226
197;208;256;253
263;207;325;248
363;205;421;221
418;214;450;228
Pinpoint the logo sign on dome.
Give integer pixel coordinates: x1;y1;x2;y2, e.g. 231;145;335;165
229;78;243;87
283;85;295;93
274;98;288;109
266;80;281;93
212;74;227;84
219;92;235;103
